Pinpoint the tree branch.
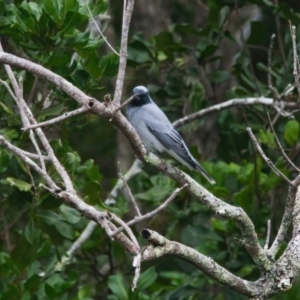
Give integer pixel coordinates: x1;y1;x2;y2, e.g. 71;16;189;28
118;161;142;217
290;23;300;104
173;97;297;128
0;135;58;190
22;106;90;131
111;183;188;237
0;49;273;271
267;112;300;173
247;127;294;186
112;0;135;105
267;186;297;258
141;229;260;297
56;159;143;270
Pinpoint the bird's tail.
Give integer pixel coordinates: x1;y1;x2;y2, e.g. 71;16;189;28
194;162;216;185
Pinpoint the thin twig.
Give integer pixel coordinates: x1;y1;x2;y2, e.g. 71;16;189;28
118;161;142;217
113;94;136;113
0;53;46;172
247;127;294;186
0;79;18;101
12;80;75;191
0;135;58;190
20;150;49;161
27;76;39;105
264;219;271;250
106;159;142;205
108;212;140;251
172;97;297;128
267;112;300;173
56;159;143;271
22;106;90;131
274;0;288;73
85;0;119;56
111;183;188;237
267;34;280;99
290;23;300;104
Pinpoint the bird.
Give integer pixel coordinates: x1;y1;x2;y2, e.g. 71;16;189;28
126;85;215;185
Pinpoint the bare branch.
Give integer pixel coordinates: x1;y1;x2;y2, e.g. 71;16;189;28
0;51;97;108
267;186;297;259
247;127;294;186
22;106;90;131
20;150;49;161
111;183;188;237
264;219;271;250
145;152;271;270
141;229;260;297
56;159;143;272
290;23;300;103
268;33;280;99
85;0;119;56
0;79;18;101
0;63;46;171
108;212;140;251
118;161;142;217
113;94;136;113
0;135;58;190
0;46;272;270
267;112;300;173
59;191;139;255
106;159;142;205
132;252;141;291
173;97;297;128
113;0;135;105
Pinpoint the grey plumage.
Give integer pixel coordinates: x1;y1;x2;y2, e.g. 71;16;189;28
126;86;215;185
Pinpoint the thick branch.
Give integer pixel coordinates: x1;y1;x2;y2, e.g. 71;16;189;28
143;152;271;270
141;229;260;297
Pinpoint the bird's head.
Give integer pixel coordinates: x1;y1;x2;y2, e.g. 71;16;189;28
130;86;151;106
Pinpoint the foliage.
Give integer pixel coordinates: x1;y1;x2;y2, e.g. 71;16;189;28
0;0;300;299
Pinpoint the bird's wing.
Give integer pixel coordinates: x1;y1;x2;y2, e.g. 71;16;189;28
146;120;193;164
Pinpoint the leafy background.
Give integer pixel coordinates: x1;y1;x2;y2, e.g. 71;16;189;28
0;0;300;299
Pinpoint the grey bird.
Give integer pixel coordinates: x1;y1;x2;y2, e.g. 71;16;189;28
126;86;215;185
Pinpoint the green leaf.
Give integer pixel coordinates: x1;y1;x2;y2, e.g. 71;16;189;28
258;129;275;146
108;272;128;300
284;120;299;146
5;177;31;191
0;128;19;140
38;103;65;119
54;221;75;239
86;165;102;182
44;0;64;25
207;71;229;83
135;186;173;202
59;204;80;224
135;267;157;291
189;80;205;111
25;220;35;245
212;218;228;231
83;181;102;205
0;102;13;114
